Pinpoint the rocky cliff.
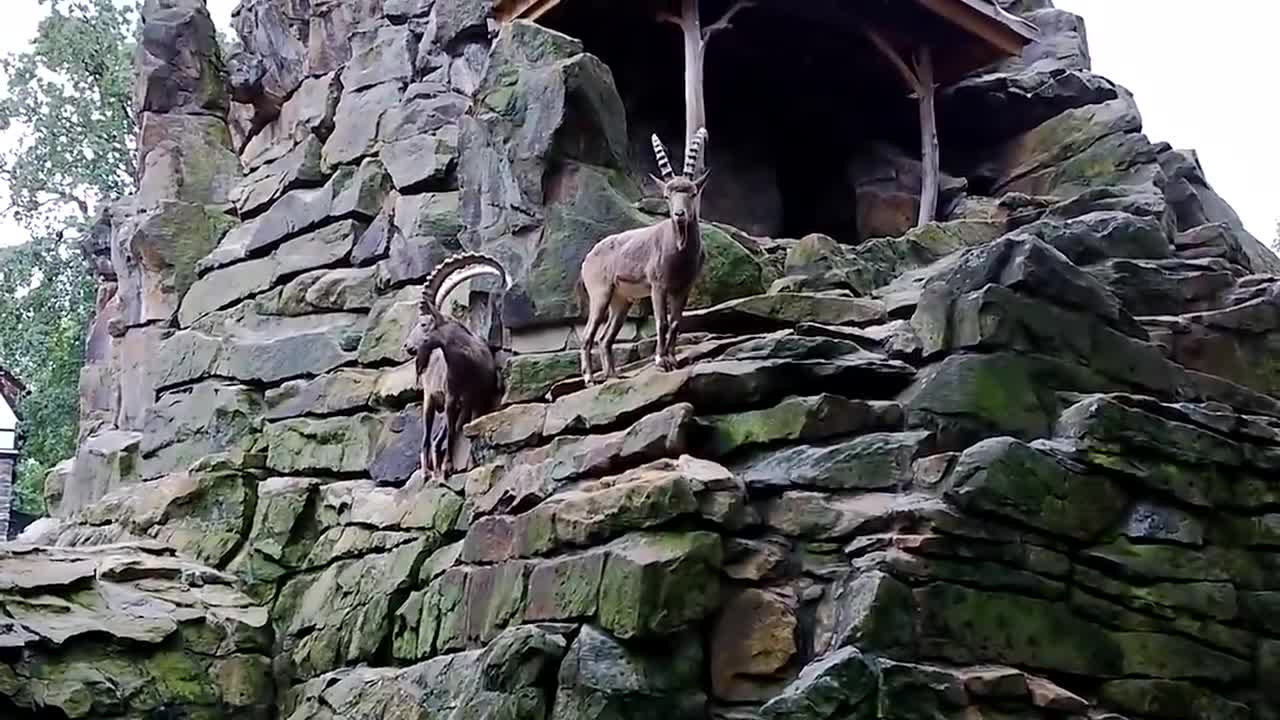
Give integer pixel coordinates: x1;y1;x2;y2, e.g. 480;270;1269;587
4;0;1280;718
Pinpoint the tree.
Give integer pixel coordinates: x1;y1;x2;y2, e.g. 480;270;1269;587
0;0;138;515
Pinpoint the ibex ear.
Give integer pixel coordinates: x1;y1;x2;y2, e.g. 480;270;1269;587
692;169;711;192
647;173;668;195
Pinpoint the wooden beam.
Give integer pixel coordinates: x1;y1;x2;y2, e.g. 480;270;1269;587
913;0;1037;56
495;0;563;23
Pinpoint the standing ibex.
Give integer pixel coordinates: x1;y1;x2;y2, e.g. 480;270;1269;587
402;253;509;482
578;128;710;384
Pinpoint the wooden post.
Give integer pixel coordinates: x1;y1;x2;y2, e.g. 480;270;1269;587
679;0;705;145
659;0;754;148
915;47;939;226
865;29;941;227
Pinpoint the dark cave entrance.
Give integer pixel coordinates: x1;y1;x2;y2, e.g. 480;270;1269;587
541;0;935;244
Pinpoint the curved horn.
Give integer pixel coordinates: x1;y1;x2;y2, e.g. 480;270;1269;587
424;252;510;316
651;134;675;179
684;127;709;177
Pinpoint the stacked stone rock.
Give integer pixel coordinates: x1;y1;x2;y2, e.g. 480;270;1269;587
3;0;1280;718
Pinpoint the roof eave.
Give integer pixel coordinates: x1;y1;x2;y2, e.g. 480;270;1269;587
914;0;1040;56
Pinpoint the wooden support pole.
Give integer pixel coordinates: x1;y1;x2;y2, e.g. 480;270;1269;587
915;46;939;226
680;0;704;147
658;0;754;150
864;29;941;227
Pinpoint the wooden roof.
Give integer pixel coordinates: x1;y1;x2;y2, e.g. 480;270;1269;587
0;367;24;414
495;0;1040;75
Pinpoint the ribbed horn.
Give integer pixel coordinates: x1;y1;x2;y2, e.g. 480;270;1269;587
423;252;510;318
651;134;675;179
684;127;708;177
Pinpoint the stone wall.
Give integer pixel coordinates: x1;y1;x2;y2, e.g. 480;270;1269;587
6;1;1280;719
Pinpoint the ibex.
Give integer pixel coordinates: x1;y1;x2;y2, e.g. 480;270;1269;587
402;253;509;482
578;128;710;384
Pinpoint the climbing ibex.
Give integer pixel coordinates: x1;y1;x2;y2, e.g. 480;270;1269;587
402;253;509;481
578;128;710;384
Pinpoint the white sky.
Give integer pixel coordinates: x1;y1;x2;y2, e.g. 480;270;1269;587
0;1;1275;245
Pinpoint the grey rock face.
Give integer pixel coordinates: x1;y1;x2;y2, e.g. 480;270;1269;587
34;3;1280;720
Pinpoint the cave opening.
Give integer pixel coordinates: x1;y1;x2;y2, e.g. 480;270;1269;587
537;0;1006;245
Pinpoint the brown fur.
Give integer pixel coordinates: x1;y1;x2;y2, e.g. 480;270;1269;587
402;253;509;482
578;129;710;383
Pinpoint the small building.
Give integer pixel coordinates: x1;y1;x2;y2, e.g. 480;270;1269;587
0;367;24;540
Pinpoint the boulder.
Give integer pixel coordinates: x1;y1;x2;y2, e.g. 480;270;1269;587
140;381;263;479
552;625;705;720
32;466;256;568
306;0;388;76
710;587;798;701
814;570;916;656
241;72;342;172
460;22;631;327
111;201;235;327
701;395;903;458
0;544;271;718
1086;257;1237;317
136;113;242;210
135;0;228;116
181;220;366;326
264;413;386;475
984;95;1157;197
943;437;1127;541
682;292;885;335
759;647;877;720
468;405;695;517
322;81;407;171
732;431;933;491
912;236;1147;357
286;635;550;720
156;312;365;389
1160;148;1280;275
273;537;435;681
598;531;722;639
231;0;311;102
341;24;417;93
944;66;1119;146
914;583;1123;676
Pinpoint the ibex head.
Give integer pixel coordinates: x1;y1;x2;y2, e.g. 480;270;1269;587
403;253;510;358
649;128;710;243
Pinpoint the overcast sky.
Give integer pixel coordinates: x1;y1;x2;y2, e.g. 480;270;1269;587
0;1;1275;246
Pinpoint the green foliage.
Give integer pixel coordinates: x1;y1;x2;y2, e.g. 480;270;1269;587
0;0;137;228
0;234;97;514
0;0;138;516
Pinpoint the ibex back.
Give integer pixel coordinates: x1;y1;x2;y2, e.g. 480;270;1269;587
578;128;710;384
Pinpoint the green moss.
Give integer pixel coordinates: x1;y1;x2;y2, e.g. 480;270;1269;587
598;531;722;639
146;650;217;705
1101;680;1249;720
688;224;766;309
503;352;581;404
917;583;1123;675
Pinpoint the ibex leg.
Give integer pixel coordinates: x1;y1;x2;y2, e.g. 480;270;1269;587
664;293;687;368
601;298;632;379
580;289;610;385
651;291;670;371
